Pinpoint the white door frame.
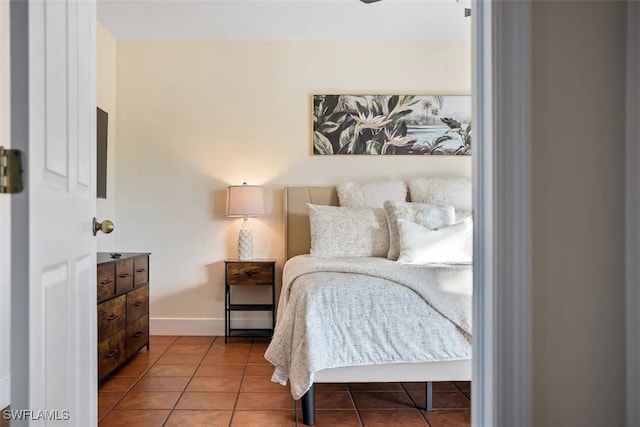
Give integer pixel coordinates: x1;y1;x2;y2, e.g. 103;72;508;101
472;1;532;425
626;1;640;425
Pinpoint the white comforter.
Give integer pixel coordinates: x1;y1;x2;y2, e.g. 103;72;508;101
264;255;472;399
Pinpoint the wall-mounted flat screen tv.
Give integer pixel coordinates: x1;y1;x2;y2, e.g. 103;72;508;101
97;107;108;199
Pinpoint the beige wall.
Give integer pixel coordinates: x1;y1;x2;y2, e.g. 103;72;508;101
532;1;626;424
114;40;471;332
0;0;10;409
97;24;117;251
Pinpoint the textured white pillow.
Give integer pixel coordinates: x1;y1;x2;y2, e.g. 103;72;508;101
408;178;472;211
337;180;407;208
383;201;455;260
397;218;473;265
308;204;390;258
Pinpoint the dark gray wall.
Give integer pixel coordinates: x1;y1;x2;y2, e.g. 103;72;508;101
532;1;627;424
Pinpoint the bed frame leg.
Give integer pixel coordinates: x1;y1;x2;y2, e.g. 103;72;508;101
301;384;316;425
425;381;433;411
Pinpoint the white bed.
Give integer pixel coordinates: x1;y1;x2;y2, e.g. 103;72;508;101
265;186;472;425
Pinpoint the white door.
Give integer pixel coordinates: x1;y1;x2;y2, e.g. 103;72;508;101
10;0;98;425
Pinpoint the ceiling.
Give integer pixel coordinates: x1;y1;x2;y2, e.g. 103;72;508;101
97;0;471;41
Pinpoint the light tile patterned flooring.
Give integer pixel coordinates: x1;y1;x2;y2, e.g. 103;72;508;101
98;336;471;427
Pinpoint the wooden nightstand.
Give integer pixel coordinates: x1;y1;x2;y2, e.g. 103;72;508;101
224;259;276;343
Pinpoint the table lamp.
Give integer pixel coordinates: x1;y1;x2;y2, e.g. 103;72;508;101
226;183;264;260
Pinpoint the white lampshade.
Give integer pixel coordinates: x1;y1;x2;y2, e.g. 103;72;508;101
226;183;264;217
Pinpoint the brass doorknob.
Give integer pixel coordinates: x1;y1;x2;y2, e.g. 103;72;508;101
93;217;114;236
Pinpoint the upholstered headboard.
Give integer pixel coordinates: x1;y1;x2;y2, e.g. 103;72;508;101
284;186;338;260
283;179;472;260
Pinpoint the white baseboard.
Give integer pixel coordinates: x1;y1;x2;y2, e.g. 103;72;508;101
0;376;9;409
149;317;272;336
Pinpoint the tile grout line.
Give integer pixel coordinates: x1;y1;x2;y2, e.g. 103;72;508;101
227;337;254;427
97;364;153;423
399;382;432;426
159;337;216;427
133;336;177;427
452;381;471;401
98;336;176;425
346;384;365;427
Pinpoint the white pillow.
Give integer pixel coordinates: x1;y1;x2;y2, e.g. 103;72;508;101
383;201;455;260
396;218;473;265
308;204;390;258
455;209;473;222
408;178;472;211
337;180;407;208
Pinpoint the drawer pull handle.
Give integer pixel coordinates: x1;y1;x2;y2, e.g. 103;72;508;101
134;301;144;307
245;271;255;277
105;348;120;358
106;314;120;321
119;273;131;278
136;268;146;273
132;331;144;338
100;279;113;285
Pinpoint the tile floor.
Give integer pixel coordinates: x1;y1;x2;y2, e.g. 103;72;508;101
98;336;471;427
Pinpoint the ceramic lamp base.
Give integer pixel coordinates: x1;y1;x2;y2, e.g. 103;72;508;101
238;228;253;260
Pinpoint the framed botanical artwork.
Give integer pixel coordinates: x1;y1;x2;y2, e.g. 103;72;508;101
312;95;471;155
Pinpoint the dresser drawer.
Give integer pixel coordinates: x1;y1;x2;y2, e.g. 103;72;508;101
97;264;115;302
134;256;148;286
126;315;149;358
97;295;126;342
226;262;274;285
115;259;134;294
98;329;126;380
127;286;149;324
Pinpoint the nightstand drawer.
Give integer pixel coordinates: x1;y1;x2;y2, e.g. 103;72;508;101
126;285;149;324
115;259;134;294
134;256;148;286
97;264;115;302
226;262;274;285
97;295;127;342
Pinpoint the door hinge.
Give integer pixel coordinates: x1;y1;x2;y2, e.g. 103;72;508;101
0;146;24;194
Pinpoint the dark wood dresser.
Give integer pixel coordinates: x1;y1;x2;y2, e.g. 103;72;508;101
97;252;150;382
